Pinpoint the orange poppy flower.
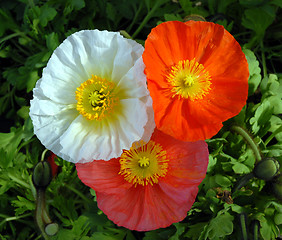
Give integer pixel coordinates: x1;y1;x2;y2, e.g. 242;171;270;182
76;129;208;231
142;21;249;141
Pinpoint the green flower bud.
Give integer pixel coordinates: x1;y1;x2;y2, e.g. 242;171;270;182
32;161;52;188
253;157;280;181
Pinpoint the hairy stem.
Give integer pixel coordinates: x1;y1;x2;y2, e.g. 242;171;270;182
230;126;262;162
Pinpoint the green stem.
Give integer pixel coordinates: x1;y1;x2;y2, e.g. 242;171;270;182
63;183;92;204
120;30;132;39
230;126;262;162
265;125;282;146
17;138;35;153
0;29;33;45
234;172;254;192
0;213;32;227
253;220;259;240
127;1;144;33
7;173;31;189
239;214;248;240
260;40;267;78
35;189;50;240
132;0;163;39
41;149;49;162
0;32;22;44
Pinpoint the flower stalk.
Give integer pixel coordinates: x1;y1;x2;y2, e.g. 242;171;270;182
33;150;58;239
239;213;248;240
230;125;262;162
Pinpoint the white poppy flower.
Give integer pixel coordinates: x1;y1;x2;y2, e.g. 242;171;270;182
30;30;155;163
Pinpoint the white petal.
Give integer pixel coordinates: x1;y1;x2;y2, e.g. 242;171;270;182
140;96;156;143
115;57;148;100
30;29;155;163
39;30;123;104
58;98;148;163
111;36;143;82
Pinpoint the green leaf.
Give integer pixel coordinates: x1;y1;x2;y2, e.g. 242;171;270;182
184;222;207;240
261;75;282;114
51;195;78;221
23;117;34;141
208;0;236;14
163;13;182;22
91;232;121;240
250;99;273;135
178;0;193;14
274;213;282;225
46;32;60;51
0;132;15;148
232;162;251;174
215;175;232;187
169;223;186;240
260;216;279;240
0;148;13;169
11;196;35;215
270;0;282;8
63;0;86;15
242;5;276;37
72;215;91;236
267;95;282;115
206;212;234;239
269;115;282;142
230;204;245;214
69;0;86;10
242;49;261;95
17;106;30;120
54;229;76;240
207;155;217;172
0;9;18;37
39;5;57;27
3;67;39;92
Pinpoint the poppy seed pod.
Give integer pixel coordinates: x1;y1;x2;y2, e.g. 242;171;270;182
32;161;52;188
253;157;280;181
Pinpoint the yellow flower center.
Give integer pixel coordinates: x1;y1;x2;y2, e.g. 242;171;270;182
119;140;168;186
75;75;118;121
166;58;212;101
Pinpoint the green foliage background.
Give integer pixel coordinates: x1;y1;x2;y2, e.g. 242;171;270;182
0;0;282;239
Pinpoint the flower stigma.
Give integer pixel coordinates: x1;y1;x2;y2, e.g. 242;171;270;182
119;141;169;186
166;58;212;100
75;75;119;121
138;157;150;168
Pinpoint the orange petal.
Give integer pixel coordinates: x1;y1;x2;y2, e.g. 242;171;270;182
143;21;249;141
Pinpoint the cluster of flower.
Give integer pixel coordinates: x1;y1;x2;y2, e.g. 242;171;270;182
29;20;249;231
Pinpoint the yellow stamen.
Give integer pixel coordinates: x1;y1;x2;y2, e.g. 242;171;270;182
75;75;118;121
119;141;168;186
166;58;212;101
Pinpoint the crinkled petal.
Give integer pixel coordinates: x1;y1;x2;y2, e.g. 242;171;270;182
58;98;149;162
76;158;131;194
143;21;249;141
30;30;154;163
76;129;209;231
